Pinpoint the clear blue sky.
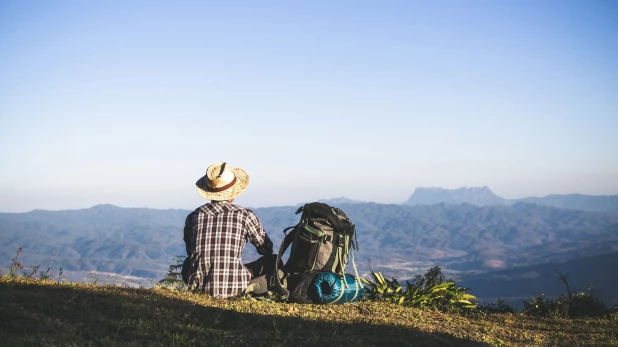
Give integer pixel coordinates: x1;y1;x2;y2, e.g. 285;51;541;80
1;0;617;212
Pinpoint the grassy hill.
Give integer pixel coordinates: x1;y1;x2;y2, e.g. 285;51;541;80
1;277;617;346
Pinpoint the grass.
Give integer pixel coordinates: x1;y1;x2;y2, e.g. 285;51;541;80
1;277;617;346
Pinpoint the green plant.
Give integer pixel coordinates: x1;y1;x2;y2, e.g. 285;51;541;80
569;291;606;318
609;305;618;322
4;247;63;281
522;294;565;318
362;266;477;311
523;274;609;319
361;271;405;304
159;255;186;290
7;247;24;278
23;249;61;280
480;299;515;314
29;264;53;280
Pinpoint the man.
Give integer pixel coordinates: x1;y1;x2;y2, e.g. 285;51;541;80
182;161;274;298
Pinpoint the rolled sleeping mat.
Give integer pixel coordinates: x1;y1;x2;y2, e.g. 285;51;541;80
308;272;362;304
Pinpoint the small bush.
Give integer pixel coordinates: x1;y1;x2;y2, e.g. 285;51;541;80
523;290;607;319
480;299;516;314
523;294;568;319
158;255;186;290
569;291;606;318
362;266;477;311
7;247;24;278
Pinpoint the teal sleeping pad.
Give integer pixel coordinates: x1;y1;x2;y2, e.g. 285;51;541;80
309;272;363;304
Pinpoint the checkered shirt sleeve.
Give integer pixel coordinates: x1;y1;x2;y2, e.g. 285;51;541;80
185;201;267;298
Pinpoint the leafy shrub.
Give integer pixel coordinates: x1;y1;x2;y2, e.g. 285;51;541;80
523;290;607;319
609;305;618;322
158;255;186;290
568;291;606;318
361;266;477;311
5;247;24;278
479;299;515;314
3;247;61;280
522;293;569;319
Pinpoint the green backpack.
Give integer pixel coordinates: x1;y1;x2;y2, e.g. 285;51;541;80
273;202;362;303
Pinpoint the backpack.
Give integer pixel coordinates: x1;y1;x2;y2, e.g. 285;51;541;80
273;202;362;303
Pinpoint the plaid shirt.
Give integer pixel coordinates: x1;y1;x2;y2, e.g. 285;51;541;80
183;201;267;298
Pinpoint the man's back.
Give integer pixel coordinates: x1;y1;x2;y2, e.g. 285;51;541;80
184;201;267;298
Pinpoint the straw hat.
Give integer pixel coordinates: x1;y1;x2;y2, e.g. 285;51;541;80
195;162;250;201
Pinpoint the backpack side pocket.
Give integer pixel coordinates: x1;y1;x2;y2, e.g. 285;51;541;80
287;223;323;272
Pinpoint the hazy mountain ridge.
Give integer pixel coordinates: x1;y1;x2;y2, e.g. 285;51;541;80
0;205;189;279
318;197;366;205
403;187;618;212
516;194;618;213
330;202;618;274
2;202;617;289
404;186;505;206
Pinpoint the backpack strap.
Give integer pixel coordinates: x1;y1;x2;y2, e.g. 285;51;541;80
273;226;296;300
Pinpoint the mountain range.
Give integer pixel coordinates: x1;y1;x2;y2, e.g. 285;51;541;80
403;187;618;212
1;188;617;306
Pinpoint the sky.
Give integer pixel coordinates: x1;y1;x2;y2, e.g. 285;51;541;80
1;0;617;212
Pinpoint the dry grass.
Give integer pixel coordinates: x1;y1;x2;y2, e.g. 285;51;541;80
1;277;617;346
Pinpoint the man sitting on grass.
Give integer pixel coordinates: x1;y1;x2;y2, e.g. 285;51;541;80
182;161;275;298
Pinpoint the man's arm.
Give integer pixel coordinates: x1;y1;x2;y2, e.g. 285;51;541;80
245;210;273;255
183;212;195;256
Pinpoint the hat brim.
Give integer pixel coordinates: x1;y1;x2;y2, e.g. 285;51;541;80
195;167;249;201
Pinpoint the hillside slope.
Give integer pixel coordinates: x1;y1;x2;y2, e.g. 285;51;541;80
1;277;617;346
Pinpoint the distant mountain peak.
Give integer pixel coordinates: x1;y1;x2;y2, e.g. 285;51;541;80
88;204;124;211
91;204;119;208
404;186;505;206
403;187;618;212
414;186;491;192
317;197;365;205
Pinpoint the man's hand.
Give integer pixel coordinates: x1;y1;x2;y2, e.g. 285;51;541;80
256;234;274;255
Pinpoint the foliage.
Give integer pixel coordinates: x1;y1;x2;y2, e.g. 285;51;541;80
610;305;618;322
523;273;608;319
26;250;61;280
569;291;606;318
522;293;569;319
28;263;57;280
3;246;62;280
7;246;24;278
479;299;516;314
522;290;607;319
361;266;477;311
158;255;186;290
